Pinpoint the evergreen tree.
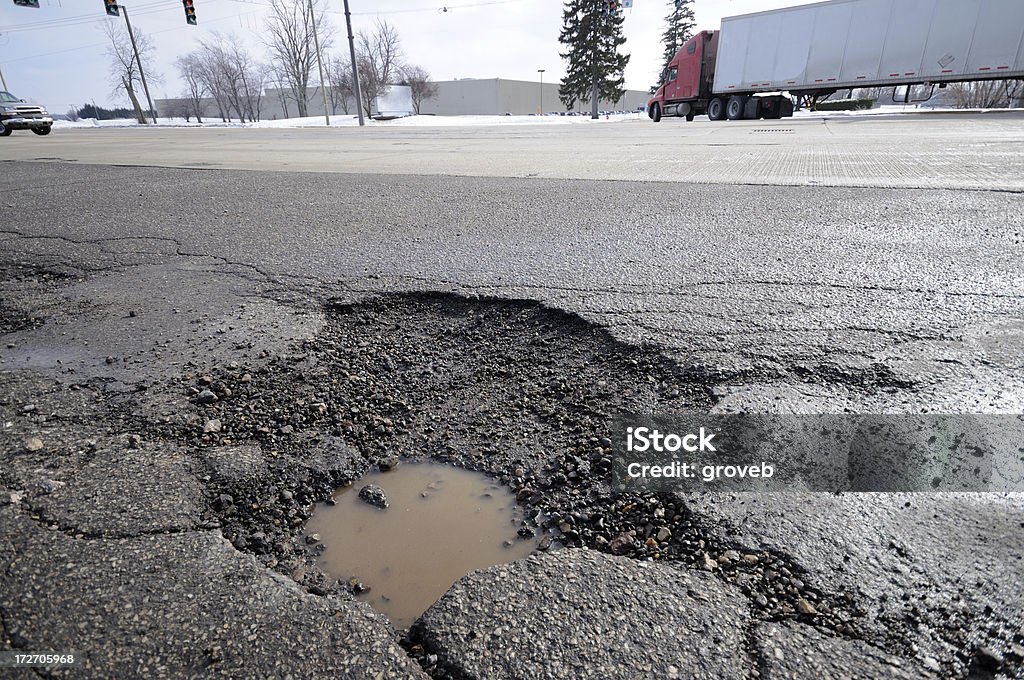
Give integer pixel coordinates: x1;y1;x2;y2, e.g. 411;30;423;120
658;0;695;83
558;0;630;115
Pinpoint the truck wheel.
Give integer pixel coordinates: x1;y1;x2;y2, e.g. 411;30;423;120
727;96;747;120
707;97;726;121
685;112;695;122
31;126;51;136
650;103;662;123
0;124;11;137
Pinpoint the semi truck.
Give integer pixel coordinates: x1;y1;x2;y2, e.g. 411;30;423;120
647;0;1024;122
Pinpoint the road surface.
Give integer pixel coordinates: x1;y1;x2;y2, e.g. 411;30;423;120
1;114;1022;679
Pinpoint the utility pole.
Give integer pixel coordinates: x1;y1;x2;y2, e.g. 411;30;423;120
590;0;600;119
121;5;157;124
537;69;545;115
343;0;364;126
0;30;7;91
308;0;330;126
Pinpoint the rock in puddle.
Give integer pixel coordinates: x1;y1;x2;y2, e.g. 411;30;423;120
358;484;389;509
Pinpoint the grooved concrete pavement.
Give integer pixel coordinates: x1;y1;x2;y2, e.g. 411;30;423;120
2;112;1023;191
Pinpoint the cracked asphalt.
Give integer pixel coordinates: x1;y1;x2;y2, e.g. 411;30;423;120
1;118;1024;679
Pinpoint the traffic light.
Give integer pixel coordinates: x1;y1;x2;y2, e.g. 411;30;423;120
104;0;119;17
182;0;197;26
13;0;41;8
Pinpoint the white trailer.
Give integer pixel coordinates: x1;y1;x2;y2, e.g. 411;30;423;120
371;85;414;120
714;0;1024;95
648;0;1024;122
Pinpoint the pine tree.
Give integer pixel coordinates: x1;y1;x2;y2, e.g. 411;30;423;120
558;0;630;116
658;0;695;83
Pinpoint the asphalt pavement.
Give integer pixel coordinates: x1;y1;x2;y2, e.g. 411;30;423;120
1;117;1023;679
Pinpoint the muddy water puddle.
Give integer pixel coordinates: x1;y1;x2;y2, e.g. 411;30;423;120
304;463;537;628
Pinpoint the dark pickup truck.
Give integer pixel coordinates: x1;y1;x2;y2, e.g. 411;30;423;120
0;90;53;136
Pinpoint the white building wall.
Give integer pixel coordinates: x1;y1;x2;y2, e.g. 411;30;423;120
156;78;651;120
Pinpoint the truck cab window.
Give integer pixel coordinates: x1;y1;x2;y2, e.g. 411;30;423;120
687;40;697;55
668;67;678;82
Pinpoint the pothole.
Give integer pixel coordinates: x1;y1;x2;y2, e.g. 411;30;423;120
156;291;1004;677
304;462;537;628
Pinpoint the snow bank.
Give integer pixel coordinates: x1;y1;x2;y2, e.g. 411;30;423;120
53;112;646;130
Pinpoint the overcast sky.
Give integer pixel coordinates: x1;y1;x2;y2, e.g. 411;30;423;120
0;0;820;111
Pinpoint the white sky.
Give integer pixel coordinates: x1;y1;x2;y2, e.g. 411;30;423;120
0;0;821;111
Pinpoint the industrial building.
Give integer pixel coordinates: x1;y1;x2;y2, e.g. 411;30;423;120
155;77;651;121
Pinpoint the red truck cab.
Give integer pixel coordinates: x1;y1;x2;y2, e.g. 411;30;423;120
648;30;792;122
648;31;719;122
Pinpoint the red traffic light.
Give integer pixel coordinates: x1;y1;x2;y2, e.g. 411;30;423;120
13;0;42;7
183;0;197;25
103;0;119;17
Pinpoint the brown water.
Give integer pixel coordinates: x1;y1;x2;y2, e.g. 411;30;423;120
304;463;537;628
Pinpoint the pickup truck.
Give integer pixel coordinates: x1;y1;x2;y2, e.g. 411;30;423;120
0;90;54;136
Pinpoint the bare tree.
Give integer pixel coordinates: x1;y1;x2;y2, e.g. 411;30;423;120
264;0;333;118
949;79;1021;109
223;34;267;122
164;98;191;122
194;39;234;122
192;34;268;123
103;20;161;124
1010;79;1024;108
355;19;403;116
400;64;438;114
327;54;355;114
270;68;291;118
175;53;208;123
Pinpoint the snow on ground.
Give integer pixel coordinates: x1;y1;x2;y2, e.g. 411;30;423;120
50;105;1017;131
53;112;646;130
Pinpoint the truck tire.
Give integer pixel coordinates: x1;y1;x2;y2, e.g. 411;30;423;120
707;97;726;121
31;126;51;136
726;96;747;120
685;112;695;122
650;103;662;123
0;123;11;137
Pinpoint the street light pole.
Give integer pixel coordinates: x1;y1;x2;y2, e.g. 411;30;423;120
343;0;364;126
0;31;8;91
537;69;545;115
121;5;157;123
308;0;330;126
